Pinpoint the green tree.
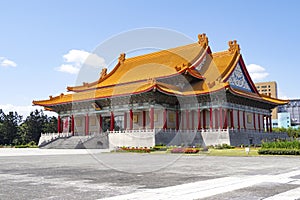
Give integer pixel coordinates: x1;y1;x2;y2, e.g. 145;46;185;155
0;110;22;145
19;110;57;144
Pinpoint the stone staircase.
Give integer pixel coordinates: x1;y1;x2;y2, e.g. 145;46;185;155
40;134;109;149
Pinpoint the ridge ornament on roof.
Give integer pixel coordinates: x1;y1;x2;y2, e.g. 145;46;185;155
198;33;208;47
119;53;126;64
228;40;240;54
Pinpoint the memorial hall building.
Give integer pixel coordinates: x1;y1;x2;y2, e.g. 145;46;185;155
33;34;289;148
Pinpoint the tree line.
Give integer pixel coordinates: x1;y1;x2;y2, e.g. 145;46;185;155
273;127;300;139
0;109;57;146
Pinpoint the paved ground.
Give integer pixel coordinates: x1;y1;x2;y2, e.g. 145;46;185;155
0;149;300;200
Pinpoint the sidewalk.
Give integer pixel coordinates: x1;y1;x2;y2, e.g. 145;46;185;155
0;148;110;157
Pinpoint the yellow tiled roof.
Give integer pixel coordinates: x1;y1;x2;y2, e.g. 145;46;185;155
33;35;288;108
68;43;207;92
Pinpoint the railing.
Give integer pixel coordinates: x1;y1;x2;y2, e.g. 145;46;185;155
108;129;155;134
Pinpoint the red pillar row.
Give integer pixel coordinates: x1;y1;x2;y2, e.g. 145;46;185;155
258;114;261;132
219;108;223;129
143;111;146;129
71;115;74;136
129;109;133;130
57;115;61;133
163;109;167;129
203;110;206;129
209;108;213;129
237;110;241;130
85;114;89;135
197;109;201;130
123;112;127;130
110;111;114;131
224;109;228;129
243;111;246;130
230;110;234;129
214;109;218;129
269;116;272;132
265;115;269;132
150;107;154;129
186;110;190;130
99;114;103;133
253;113;256;131
176;110;179;131
191;110;195;130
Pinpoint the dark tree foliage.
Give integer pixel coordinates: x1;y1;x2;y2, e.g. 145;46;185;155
0;109;57;145
0;109;22;145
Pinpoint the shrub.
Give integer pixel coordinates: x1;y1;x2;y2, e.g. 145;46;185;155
170;148;185;153
117;147;151;153
258;149;300;155
170;147;199;154
214;144;234;149
184;148;200;154
261;140;300;149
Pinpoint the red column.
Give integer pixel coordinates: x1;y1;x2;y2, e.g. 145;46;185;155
237;110;240;130
150;107;154;129
163;109;167;129
85;114;89;135
71;115;74;136
219;108;223;129
203;109;206;129
224;109;228;129
129;109;133;130
209;108;213;129
123;112;127;130
57;115;61;133
197;109;201;130
253;113;256;131
269;116;272;132
230;110;234;129
110;111;114;131
243;111;246;130
142;111;146;129
186;110;190;130
99;114;103;133
258;114;261;132
191;110;195;130
176;110;179;131
181;111;184;130
266;116;269;132
214;109;218;129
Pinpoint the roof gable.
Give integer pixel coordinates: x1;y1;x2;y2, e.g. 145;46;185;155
227;62;254;93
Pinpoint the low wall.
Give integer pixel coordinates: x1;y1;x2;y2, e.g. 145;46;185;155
108;130;155;149
155;129;230;147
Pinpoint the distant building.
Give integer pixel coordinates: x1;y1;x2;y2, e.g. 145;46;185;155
272;112;291;129
278;99;300;128
255;81;278;119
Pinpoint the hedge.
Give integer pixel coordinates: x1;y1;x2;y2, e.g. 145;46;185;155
258;148;300;155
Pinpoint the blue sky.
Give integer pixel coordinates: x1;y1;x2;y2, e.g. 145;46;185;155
0;0;300;117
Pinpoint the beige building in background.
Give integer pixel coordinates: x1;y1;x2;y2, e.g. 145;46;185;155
255;81;278;119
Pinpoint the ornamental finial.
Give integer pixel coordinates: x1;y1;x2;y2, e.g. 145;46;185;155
100;68;107;80
118;53;126;64
228;40;240;53
198;33;209;47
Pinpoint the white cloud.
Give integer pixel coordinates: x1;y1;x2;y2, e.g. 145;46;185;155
0;57;17;67
57;64;79;74
56;49;106;74
0;104;57;118
246;64;269;82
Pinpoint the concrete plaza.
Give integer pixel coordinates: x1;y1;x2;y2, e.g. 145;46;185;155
0;149;300;199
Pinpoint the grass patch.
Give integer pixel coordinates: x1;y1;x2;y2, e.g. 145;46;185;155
207;148;259;156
